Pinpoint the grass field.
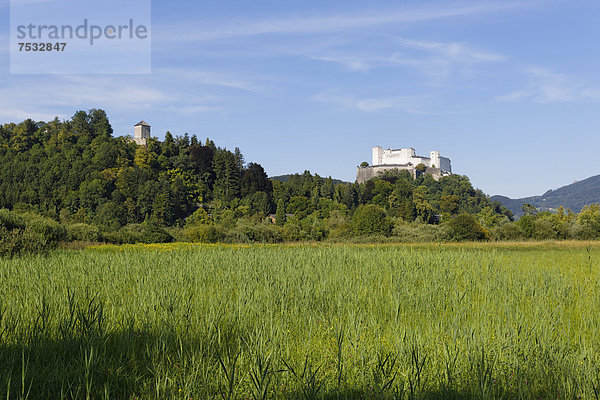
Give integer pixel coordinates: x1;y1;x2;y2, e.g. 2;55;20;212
1;242;600;399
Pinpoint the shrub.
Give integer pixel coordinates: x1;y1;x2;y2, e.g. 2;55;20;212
351;205;392;236
490;222;524;241
140;222;173;243
0;209;66;257
93;201;126;230
102;222;174;244
572;223;600;240
67;223;100;242
101;224;143;244
392;221;445;242
282;223;305;242
517;215;536;238
445;214;490;242
0;227;50;258
21;212;67;243
229;220;282;243
183;224;225;243
576;204;600;238
532;218;559;240
0;209;26;230
325;210;350;238
185;207;212;226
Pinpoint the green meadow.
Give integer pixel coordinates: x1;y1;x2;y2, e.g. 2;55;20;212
1;242;600;399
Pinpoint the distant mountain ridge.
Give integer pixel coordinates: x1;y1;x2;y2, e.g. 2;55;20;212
492;174;600;217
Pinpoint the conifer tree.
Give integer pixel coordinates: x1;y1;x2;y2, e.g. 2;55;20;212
275;198;286;226
212;149;240;202
234;147;245;172
320;177;335;199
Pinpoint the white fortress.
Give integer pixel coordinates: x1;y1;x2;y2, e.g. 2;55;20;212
372;146;451;172
357;146;452;183
133;121;151;145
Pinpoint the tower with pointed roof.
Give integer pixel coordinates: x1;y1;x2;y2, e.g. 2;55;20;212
133;121;150;145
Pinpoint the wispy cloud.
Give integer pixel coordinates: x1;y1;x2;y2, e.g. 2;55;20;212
392;37;505;63
0;75;221;123
312;91;428;113
0;108;67;122
155;68;266;93
156;1;530;42
304;37;504;75
306;54;375;72
497;67;600;103
42;76;171;108
0;78;166;123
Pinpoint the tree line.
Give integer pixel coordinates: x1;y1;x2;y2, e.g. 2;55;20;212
2;109;597;254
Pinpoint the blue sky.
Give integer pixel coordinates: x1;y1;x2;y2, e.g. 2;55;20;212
1;0;599;198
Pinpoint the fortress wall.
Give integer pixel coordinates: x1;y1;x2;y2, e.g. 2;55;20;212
357;165;414;183
356;165;445;183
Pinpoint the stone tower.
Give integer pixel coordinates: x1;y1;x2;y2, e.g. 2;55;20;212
429;151;440;169
134;121;150;145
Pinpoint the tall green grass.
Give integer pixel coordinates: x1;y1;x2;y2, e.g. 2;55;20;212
1;243;600;399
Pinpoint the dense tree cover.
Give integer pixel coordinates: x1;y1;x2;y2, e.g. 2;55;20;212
0;111;265;227
13;109;593;249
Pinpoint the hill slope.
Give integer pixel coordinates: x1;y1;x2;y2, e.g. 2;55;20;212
270;174;348;185
492;174;600;217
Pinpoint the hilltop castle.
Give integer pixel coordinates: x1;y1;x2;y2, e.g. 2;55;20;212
356;146;452;183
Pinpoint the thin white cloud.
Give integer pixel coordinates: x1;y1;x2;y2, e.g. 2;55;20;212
307;54;374;72
312;91;427;113
497;67;600;103
155;1;531;42
155;68;266;93
45;76;171;108
305;37;504;75
0;75;221;124
392;37;505;63
0;108;66;122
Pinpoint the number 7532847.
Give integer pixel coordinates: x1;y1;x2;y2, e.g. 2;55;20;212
18;42;66;51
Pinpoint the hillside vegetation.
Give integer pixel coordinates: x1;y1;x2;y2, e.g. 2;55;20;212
3;110;600;254
0;110;516;252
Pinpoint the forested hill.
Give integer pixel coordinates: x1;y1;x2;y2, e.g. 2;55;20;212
0;110;511;243
492;174;600;218
271;174;348;185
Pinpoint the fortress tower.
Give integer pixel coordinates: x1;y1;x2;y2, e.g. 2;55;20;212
133;121;150;145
